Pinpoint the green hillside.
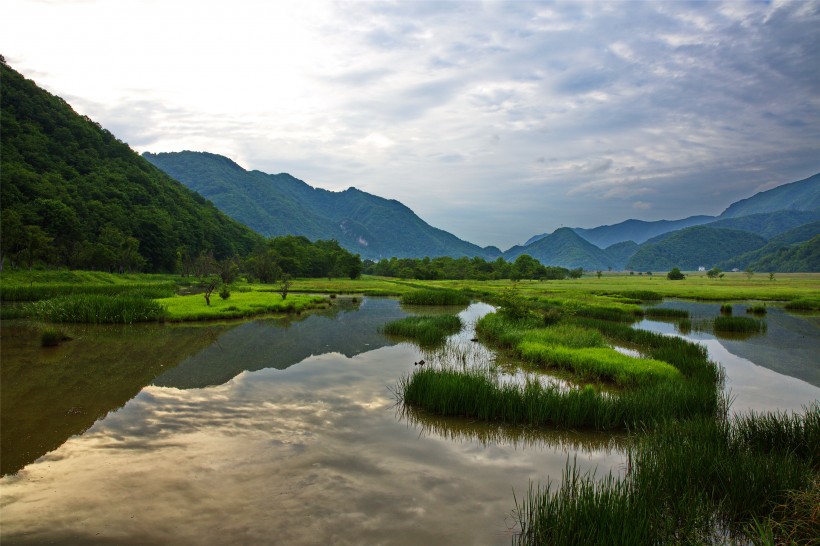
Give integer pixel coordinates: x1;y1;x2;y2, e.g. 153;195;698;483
720;173;820;218
144;151;497;261
745;236;820;273
0;60;261;272
705;209;820;239
716;221;820;272
505;227;615;270
626;226;767;271
604;240;640;270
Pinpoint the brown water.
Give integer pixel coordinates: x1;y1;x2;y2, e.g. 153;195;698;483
1;298;623;545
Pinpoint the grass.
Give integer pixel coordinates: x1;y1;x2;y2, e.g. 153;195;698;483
513;405;819;545
156;291;327;321
0;270;178;302
644;307;689;319
400;288;471;306
785;297;820;311
714;315;767;333
26;295;168;324
721;303;733;314
746;303;768;315
381;314;463;347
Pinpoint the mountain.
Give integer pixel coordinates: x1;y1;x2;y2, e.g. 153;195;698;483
604;240;640;270
744;236;820;273
144;151;498;261
716;221;820;272
720;173;820;218
704;209;820;239
0;60;261;272
504;227;616;270
625;226;767;272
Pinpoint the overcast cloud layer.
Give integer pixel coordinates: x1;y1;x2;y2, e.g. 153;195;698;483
4;0;820;249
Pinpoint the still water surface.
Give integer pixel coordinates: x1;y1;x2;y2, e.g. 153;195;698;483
1;297;817;544
1;298;621;545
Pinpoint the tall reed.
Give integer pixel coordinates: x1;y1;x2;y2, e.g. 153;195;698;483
26;295;167;324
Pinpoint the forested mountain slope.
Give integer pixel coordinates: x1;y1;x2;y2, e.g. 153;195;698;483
504;228;616;271
720;173;820;218
0;60;261;272
144;151;499;260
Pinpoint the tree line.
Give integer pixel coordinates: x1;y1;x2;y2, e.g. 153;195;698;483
363;254;582;281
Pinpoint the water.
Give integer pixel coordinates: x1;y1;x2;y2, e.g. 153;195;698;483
0;298;623;545
635;300;820;414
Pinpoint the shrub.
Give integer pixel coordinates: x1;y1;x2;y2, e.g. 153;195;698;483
667;267;686;280
219;285;231;300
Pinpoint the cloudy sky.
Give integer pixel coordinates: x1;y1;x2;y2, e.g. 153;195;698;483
4;0;819;249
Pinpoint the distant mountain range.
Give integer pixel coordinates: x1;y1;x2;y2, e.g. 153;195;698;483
146;149;818;271
144;151;501;261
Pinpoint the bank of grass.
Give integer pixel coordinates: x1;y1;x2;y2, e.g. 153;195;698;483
157;291;327;321
26;295;168;324
381;314;463;347
644;307;690;319
400;288;471;306
513;405;819;545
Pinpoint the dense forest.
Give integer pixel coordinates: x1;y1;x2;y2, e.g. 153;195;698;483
0;59;261;272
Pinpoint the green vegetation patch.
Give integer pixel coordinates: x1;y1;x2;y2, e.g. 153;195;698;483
400;288;470;306
381;314;463;347
644;307;690;319
784;297;820;311
157;291;326;321
26;295;167;324
713;315;767;333
518;344;681;387
514;406;819;545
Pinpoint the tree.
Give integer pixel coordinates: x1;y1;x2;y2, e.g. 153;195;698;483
279;274;292;300
596;270;602;279
667;267;685;280
706;267;721;279
569;268;584;279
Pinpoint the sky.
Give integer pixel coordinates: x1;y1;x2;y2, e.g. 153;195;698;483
4;0;820;250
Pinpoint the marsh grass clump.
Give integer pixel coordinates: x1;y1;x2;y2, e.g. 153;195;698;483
40;327;71;347
619;290;662;301
714;315;767;333
401;289;470;306
644;307;689;319
720;304;733;315
745;304;767;315
1;281;177;302
784;297;820;311
27;295;167;324
513;405;819;545
381;314;463;347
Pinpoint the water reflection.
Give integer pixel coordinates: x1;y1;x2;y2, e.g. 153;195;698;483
636;300;820;413
0;321;230;476
1;313;625;546
397;404;628;455
153;297;408;389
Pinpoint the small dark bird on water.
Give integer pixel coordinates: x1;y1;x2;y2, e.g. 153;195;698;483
418;359;425;366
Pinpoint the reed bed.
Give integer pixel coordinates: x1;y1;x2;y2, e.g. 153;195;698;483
400;288;471;306
713;315;767;333
381;314;463;347
1;281;177;302
618;290;663;301
26;295;168;324
644;307;690;319
513;405;819;545
784;297;820;311
745;304;768;315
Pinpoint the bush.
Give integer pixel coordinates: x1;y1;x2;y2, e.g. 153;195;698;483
219;285;231;300
667;268;686;280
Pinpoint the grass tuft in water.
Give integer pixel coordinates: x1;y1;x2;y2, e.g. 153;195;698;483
714;315;767;333
644;307;690;319
40;327;71;347
720;303;733;314
745;304;768;315
381;314;463;347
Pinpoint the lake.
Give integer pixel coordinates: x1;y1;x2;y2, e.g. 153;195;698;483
1;297;817;544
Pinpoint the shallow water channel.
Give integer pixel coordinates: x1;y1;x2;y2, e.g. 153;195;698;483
1;297;817;544
635;300;820;414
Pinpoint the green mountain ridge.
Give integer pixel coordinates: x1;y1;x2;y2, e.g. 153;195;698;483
720;173;820;218
625;226;768;272
0;61;261;272
504;228;616;271
144;151;499;261
716;221;820;272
